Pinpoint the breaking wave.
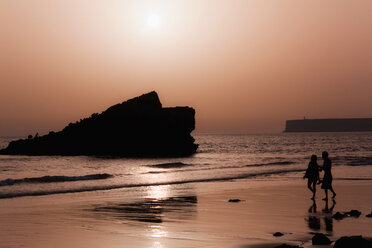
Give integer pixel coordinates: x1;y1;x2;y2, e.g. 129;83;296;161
0;168;303;199
346;157;372;166
147;162;192;168
143;160;297;175
0;173;113;187
333;156;372;166
245;161;295;167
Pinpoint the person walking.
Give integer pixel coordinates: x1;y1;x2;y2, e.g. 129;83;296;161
304;154;320;200
320;151;336;200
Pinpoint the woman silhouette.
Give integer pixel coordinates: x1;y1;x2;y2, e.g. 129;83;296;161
304;155;319;199
320;151;336;200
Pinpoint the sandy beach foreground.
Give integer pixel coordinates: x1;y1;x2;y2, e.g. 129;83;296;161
1;174;371;248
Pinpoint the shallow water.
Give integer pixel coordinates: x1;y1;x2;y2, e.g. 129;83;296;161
1;133;372;199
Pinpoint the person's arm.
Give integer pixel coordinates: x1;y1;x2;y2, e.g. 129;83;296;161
303;163;310;179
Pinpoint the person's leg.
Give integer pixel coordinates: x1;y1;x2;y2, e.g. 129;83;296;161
307;180;313;193
312;181;316;199
313;181;316;198
330;186;336;198
323;189;328;200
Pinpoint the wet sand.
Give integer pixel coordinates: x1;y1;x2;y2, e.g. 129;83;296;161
1;175;371;248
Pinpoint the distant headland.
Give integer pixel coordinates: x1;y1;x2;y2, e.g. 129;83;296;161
284;118;372;132
0;91;198;157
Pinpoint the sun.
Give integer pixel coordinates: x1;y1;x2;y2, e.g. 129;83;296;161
147;14;161;28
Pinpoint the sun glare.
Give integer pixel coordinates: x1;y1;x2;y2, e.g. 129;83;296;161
147;14;161;28
147;185;169;199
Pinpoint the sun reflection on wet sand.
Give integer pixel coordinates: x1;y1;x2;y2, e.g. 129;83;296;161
147;185;170;199
139;170;174;200
149;225;168;238
147;220;167;248
151;241;163;248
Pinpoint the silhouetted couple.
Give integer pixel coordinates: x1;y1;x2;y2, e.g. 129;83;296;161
304;151;336;200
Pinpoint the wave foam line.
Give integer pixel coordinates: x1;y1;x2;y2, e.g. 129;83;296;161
245;161;294;167
0;173;113;187
143;161;296;174
335;177;372;181
0;169;304;199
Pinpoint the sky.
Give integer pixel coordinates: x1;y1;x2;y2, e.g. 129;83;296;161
1;0;372;136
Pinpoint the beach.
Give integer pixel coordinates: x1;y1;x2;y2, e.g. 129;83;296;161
1;173;371;248
1;133;372;247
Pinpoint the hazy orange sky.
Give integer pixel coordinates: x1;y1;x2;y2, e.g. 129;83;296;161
1;0;372;136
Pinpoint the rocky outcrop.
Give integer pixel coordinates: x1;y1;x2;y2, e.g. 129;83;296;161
273;232;284;237
312;233;332;245
0;91;198;157
275;244;301;248
346;209;362;217
333;209;362;220
333;236;372;248
333;212;346;220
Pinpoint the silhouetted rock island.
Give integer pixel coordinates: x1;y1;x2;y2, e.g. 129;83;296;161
0;91;198;157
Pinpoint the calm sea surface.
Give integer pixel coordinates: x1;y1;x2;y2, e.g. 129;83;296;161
1;133;372;199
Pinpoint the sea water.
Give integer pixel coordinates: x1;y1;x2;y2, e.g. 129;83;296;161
1;133;372;199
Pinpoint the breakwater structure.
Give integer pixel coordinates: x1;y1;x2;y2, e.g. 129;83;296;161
284;118;372;132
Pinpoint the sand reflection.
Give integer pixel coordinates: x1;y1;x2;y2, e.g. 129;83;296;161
92;195;197;224
147;185;170;199
149;226;168;238
305;199;335;233
151;241;164;248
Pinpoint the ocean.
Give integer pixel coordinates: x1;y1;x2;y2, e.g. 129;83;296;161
1;133;372;199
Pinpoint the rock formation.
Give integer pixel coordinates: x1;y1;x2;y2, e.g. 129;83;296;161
0;91;198;157
332;209;362;220
275;244;301;248
334;236;372;248
273;232;284;237
312;233;332;245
